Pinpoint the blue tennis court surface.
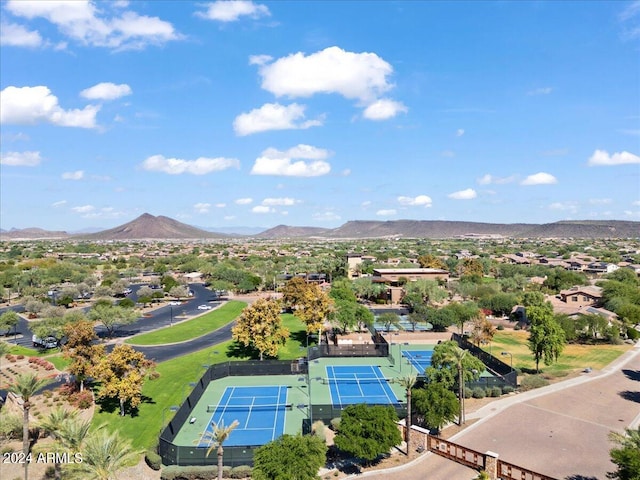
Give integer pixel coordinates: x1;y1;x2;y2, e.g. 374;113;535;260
403;350;433;374
326;365;400;408
198;385;288;447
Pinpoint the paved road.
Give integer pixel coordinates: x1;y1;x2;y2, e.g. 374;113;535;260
353;341;640;480
0;282;220;348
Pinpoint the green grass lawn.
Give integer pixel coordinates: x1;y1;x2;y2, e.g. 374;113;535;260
94;314;310;450
486;330;632;378
124;301;246;346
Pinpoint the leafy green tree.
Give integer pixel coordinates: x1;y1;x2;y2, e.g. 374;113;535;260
478;292;519;317
0;310;19;335
527;305;566;373
412;382;459;433
607;427;640;480
231;298;289;360
447;301;480;334
333;404;402;463
87;304;138;338
329;278;357;303
377;312;401;335
426;341;484;425
9;372;52;480
201;420;240;480
542;268;587;293
331;299;358;334
404;279;447;306
253;433;327;480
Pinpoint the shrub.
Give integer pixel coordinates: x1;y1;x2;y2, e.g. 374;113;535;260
0;412;22;440
626;326;640;341
43;466;56;479
330;417;341;431
160;466;220;480
502;385;514;394
145;450;162;471
514;324;521;331
490;387;502;397
16;355;24;360
1;445;14;455
311;420;326;441
230;465;252;479
519;375;549;391
464;388;472;399
496;325;504;331
70;390;93;409
43;390;53;398
472;387;485;399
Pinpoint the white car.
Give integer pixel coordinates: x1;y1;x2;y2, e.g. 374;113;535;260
169;301;182;306
197;304;212;310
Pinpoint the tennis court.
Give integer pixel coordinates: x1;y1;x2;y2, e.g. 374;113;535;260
403;350;433;374
197;385;289;448
325;365;400;408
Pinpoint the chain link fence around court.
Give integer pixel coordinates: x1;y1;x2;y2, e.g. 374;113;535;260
159;359;307;467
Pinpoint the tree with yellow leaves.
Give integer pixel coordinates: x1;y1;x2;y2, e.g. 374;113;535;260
92;344;156;416
295;283;334;335
232;298;289;360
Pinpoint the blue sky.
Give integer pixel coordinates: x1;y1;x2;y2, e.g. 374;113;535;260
1;0;639;232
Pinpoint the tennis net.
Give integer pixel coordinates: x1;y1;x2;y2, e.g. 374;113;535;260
321;377;391;385
207;403;292;413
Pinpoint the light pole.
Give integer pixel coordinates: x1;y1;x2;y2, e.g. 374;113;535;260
170;305;173;327
501;351;513;370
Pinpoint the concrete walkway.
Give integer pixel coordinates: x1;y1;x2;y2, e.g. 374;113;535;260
350;341;640;480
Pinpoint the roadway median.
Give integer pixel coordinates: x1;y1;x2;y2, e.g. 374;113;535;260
124;300;246;346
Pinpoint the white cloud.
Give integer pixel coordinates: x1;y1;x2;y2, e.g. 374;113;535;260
249;54;272;66
397;195;432;207
619;1;640;40
0;150;41;166
448;188;477;200
251;144;331;177
633;200;640;207
141;154;240;175
376;209;397;216
233;102;323;136
587;149;640;166
5;0;180;50
252;205;274;214
80;82;132;101
256;46;395;104
477;174;515;185
62;170;84;180
441;150;455;158
456;128;465;137
588;198;612;205
196;1;270;22
362;99;407;120
527;87;553;96
521;172;558;185
548;201;578;213
235;197;253;205
0;22;42;47
215;203;226;208
51;200;67;207
361;201;371;207
313;211;341;222
71;205;95;214
224;215;236;220
262;197;298;206
194;202;211;213
0;86;99;128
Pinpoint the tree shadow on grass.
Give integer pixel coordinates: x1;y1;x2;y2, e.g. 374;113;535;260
622;369;640;382
290;330;308;346
96;394;155;417
225;341;259;360
618;390;640;403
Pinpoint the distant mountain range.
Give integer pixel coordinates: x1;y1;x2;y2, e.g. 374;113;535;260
1;214;638;240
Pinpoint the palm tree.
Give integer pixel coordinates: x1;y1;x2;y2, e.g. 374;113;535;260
66;428;140;480
0;339;11;357
202;420;240;480
444;345;468;426
39;408;79;480
9;372;51;480
393;374;417;449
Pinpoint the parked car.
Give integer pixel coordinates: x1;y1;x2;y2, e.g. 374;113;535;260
197;304;212;310
32;335;59;349
169;301;182;306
